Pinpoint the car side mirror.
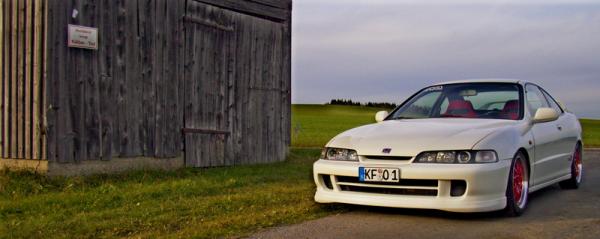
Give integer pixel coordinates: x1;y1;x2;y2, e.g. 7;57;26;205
533;108;559;123
375;111;389;123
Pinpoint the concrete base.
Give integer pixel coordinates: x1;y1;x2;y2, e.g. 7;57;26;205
0;158;48;173
47;157;185;176
1;157;184;176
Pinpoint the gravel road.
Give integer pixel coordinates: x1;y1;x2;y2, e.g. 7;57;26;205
250;150;600;239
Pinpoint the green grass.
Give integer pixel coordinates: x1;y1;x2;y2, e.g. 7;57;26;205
581;119;600;147
292;104;600;148
0;149;346;239
291;104;389;147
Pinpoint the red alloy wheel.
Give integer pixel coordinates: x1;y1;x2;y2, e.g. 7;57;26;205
513;160;524;204
574;148;582;179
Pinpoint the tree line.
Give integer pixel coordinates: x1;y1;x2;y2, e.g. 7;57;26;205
328;99;398;109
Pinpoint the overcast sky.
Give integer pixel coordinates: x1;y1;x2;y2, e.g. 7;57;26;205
291;0;600;118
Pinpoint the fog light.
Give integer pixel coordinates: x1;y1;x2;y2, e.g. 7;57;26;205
451;180;467;197
320;174;333;190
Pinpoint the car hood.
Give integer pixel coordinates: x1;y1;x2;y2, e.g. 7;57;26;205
326;118;521;157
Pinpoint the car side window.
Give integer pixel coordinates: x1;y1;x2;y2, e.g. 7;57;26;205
525;85;549;116
540;89;564;114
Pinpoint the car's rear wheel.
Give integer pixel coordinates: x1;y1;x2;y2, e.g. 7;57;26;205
505;151;529;217
559;144;583;189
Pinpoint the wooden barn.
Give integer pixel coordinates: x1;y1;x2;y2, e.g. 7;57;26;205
0;0;292;175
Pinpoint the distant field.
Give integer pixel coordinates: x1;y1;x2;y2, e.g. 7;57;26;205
291;104;388;147
291;104;600;148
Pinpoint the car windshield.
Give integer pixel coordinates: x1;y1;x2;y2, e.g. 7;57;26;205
389;83;522;120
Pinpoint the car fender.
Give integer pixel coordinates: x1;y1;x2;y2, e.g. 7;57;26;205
472;122;533;163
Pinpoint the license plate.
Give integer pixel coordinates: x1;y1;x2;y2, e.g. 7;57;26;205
359;167;400;182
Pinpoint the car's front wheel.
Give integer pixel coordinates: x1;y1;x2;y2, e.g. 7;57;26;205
559;144;583;189
505;151;529;217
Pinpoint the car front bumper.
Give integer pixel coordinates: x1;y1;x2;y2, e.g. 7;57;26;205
313;158;512;213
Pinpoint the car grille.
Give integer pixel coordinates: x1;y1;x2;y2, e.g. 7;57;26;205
362;156;413;161
335;176;439;196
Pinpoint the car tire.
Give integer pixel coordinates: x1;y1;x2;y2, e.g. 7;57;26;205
559;144;583;189
505;151;529;217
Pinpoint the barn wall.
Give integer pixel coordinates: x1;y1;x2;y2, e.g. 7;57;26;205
45;0;185;164
40;0;291;170
0;0;47;161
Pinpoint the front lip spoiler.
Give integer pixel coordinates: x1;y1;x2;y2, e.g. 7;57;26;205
315;189;507;213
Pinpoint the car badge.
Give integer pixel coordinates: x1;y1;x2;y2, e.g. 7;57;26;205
382;148;392;154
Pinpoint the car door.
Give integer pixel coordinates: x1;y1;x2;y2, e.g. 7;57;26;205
527;84;564;185
540;88;575;177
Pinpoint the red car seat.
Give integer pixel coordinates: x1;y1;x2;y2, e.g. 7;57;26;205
501;100;520;120
444;100;477;118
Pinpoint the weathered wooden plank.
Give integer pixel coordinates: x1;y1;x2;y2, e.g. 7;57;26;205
198;3;211;166
172;0;185;158
155;0;184;158
7;0;15;159
44;0;56;162
284;10;291;155
183;0;200;166
113;0;126;158
55;0;75;163
82;0;101;161
0;0;5;158
176;0;186;159
253;18;262;164
225;18;237;166
15;0;24;159
40;0;46;160
183;16;233;32
194;0;288;22
138;0;154;158
123;0;142;157
153;0;164;158
31;0;41;159
24;0;33;159
68;0;84;162
237;13;251;165
98;0;115;161
247;0;291;10
160;0;173;158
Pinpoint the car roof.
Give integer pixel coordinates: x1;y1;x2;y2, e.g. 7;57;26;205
434;79;527;85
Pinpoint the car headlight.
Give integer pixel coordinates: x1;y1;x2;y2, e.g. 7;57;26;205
415;150;498;164
321;148;359;161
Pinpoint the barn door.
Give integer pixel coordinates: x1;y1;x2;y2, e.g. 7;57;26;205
183;2;234;167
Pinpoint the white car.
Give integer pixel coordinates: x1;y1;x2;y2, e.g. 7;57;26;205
313;79;583;216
